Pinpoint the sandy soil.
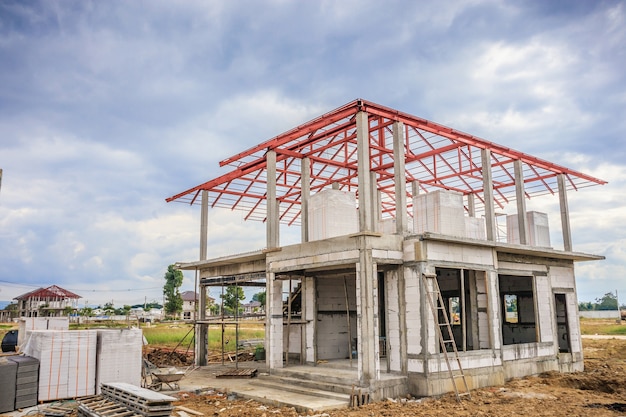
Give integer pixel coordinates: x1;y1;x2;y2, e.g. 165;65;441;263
171;338;626;417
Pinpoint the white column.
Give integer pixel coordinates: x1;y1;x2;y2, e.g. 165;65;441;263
266;150;279;248
558;174;573;251
356;111;374;232
300;157;310;243
514;160;528;245
356;237;379;384
302;276;316;363
393;121;408;234
481;149;497;241
266;274;284;369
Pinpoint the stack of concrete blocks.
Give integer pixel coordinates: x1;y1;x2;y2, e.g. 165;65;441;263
9;356;39;409
413;190;466;238
308;189;358;241
21;330;97;401
506;211;551;247
95;329;143;394
17;317;69;346
0;358;17;413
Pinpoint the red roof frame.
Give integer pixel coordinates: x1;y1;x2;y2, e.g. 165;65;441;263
14;285;81;301
166;99;606;225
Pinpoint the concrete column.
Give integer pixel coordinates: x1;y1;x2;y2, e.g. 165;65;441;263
302;276;316;363
266;150;279;248
467;193;476;218
200;190;208;260
356;111;374;232
393;121;408;234
266;273;284;370
196;190;209;366
300;157;310;243
481;149;497;241
372;171;380;232
514;160;528;245
356;237;380;385
557;174;573;251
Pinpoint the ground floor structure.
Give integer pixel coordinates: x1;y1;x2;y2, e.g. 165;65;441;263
187;230;595;400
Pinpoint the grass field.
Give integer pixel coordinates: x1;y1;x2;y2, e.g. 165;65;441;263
579;318;626;335
142;322;265;351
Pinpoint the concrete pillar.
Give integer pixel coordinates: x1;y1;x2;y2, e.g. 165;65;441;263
300;157;310;243
302;276;316;363
514;160;528;245
266;150;279;248
372;171;380;231
200;190;208;260
266;274;284;370
356;237;380;384
393;122;408;234
557;174;573;251
481;149;497;241
356;111;374;232
196;190;209;366
467;193;476;218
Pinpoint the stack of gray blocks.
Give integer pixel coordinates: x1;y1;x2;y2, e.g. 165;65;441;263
0;356;39;413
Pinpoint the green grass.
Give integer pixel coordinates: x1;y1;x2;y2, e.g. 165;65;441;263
579;318;626;335
142;322;265;352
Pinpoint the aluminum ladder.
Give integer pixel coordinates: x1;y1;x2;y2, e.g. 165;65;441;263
424;274;471;402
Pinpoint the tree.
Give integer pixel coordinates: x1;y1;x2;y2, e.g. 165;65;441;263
595;292;618;311
252;291;266;310
103;302;115;317
63;306;75;317
221;285;245;315
163;264;184;318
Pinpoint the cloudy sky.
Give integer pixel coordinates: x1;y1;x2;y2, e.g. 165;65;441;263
0;0;624;308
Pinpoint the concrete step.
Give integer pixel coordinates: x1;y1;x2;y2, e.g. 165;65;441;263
232;382;350;412
255;376;353;401
258;373;357;396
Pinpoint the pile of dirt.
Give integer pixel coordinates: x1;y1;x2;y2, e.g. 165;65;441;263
145;348;194;367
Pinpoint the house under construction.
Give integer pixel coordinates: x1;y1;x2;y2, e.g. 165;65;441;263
167;99;606;400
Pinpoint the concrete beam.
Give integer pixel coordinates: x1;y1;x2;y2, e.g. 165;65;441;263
393;121;408;234
514;160;528;245
357;111;374;232
301;157;310;243
266;150;279;249
558;174;573;251
481;149;497;241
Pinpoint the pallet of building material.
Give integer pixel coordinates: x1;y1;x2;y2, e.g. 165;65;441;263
215;368;257;378
42;403;76;417
77;395;143;417
100;383;176;417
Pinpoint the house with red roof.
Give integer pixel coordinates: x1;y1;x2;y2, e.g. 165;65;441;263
13;285;81;317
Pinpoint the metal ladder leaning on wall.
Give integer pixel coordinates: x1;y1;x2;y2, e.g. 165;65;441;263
424;273;472;402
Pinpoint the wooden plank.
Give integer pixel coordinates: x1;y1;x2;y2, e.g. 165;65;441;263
175;406;204;416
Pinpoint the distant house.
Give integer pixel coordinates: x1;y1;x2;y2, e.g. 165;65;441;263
13;285;81;317
243;300;263;315
181;291;215;320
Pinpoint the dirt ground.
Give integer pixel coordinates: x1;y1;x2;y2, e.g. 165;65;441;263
170;338;626;417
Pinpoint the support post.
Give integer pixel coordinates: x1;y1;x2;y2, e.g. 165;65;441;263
514;160;528;245
356;237;379;385
467;193;475;218
196;190;209;366
393;121;408;234
300;157;310;243
356;111;374;232
557;174;573;251
481;149;497;241
266;149;279;248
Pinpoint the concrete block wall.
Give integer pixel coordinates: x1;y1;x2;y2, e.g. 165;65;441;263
535;275;554;343
403;266;422;356
308;189;358;241
316;278;356;360
414;190;466;237
385;269;402;372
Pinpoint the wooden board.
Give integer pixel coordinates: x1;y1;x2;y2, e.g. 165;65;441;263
215;368;257;378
